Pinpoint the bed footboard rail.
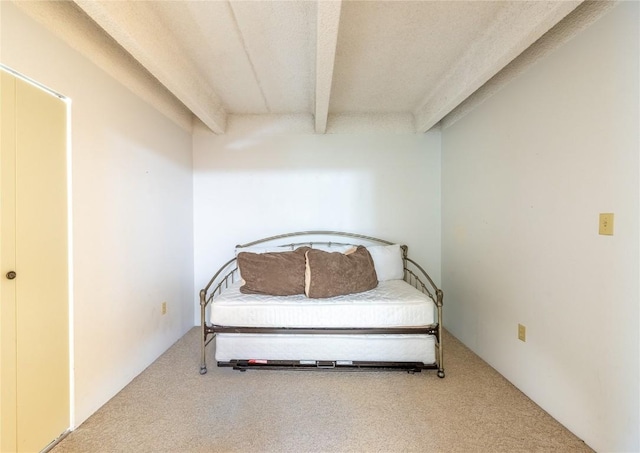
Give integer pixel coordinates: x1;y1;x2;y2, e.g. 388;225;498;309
402;252;444;378
200;258;238;374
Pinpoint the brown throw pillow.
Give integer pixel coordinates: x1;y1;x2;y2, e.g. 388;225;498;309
305;246;378;298
238;247;310;296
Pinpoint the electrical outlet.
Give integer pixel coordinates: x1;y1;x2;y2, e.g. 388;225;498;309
518;324;526;342
161;302;167;315
599;213;614;235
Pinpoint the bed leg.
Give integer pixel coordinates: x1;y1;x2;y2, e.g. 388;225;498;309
200;289;208;375
436;289;445;379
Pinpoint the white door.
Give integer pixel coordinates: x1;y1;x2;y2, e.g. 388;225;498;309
1;69;70;452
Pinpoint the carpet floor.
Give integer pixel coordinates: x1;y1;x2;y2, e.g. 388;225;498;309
52;328;592;453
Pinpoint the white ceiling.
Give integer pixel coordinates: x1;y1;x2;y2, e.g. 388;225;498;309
69;0;583;134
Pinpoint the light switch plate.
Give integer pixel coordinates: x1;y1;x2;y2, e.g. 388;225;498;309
599;213;614;235
518;324;526;342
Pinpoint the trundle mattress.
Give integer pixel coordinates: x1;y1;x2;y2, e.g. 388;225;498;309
210;279;435;328
215;333;436;363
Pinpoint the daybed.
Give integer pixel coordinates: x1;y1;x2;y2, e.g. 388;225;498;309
199;231;444;377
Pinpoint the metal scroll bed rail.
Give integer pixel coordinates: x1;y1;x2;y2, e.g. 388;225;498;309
199;231;444;377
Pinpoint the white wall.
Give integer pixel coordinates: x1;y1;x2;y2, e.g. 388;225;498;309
193;114;441;319
1;3;195;426
441;2;639;452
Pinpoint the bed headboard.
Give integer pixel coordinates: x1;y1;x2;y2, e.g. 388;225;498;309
236;230;394;248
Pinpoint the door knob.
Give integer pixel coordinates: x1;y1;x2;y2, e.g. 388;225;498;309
6;271;16;280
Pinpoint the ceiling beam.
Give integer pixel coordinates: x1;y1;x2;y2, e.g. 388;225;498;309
73;0;227;134
414;0;583;133
441;0;617;130
11;1;193;132
315;0;342;134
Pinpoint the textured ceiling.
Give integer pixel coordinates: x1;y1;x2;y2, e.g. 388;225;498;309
69;0;583;134
331;1;501;113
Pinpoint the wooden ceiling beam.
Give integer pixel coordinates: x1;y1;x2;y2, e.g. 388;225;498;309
414;1;583;133
315;1;342;134
74;0;227;134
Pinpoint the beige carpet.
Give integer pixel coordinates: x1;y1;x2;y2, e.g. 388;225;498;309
52;328;592;453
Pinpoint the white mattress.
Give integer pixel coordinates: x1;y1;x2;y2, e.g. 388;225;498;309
215;333;436;363
210;279;435;328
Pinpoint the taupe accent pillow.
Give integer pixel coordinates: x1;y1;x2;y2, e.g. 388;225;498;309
305;246;378;298
238;247;310;296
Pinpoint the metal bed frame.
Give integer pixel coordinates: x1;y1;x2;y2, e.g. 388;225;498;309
199;231;444;378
